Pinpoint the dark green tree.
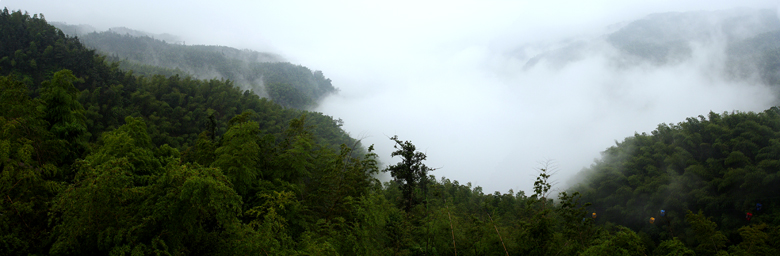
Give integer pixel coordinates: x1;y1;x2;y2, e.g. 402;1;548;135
580;227;647;256
212;116;262;197
653;238;695;256
39;69;88;165
728;223;777;255
49;117;259;255
384;135;436;212
0;74;62;255
557;191;594;253
685;210;728;256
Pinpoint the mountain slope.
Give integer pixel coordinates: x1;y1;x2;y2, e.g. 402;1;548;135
5;8;780;255
569;108;780;246
51;24;337;109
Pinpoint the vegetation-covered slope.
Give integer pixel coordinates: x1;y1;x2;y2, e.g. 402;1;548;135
1;9;373;255
570;108;780;253
0;9;356;152
58;25;338;110
4;8;780;256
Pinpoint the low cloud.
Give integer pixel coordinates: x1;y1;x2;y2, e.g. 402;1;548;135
318;29;776;194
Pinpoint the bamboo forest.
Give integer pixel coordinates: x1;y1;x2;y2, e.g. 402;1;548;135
3;7;780;256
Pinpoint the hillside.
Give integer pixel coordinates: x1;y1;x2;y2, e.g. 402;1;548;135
52;23;337;110
3;8;780;256
569;108;780;252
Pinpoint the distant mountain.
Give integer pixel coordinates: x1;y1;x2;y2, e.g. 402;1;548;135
608;9;780;65
50;23;182;43
106;27;182;43
522;8;780;89
50;23;337;110
49;21;97;35
726;30;780;86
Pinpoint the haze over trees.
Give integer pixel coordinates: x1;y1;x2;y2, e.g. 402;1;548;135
2;7;780;256
51;24;338;110
521;8;780;108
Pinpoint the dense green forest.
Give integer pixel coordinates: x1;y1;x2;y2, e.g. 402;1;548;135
3;9;780;255
570;109;780;254
50;24;338;110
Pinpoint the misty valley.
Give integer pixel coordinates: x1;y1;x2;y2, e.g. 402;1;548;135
4;5;780;256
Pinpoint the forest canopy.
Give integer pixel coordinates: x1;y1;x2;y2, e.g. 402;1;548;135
54;26;339;110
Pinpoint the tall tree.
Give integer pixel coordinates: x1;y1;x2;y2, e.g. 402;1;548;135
39;69;88;165
685;210;728;256
212;115;262;197
384;135;436;212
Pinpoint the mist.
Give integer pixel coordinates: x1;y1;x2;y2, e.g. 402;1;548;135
4;0;779;194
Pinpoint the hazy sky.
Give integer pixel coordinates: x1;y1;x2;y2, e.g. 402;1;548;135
4;0;780;194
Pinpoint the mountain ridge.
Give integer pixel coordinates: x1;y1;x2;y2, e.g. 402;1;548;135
50;22;334;110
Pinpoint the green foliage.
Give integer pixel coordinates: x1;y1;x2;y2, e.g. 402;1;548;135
182;131;216;166
0;10;366;255
0;74;63;255
85;116;162;179
50;118;256;255
245;190;300;254
654;238;696;256
571;108;780;250
557;191;594;252
728;223;777;256
5;7;780;256
66;29;337;109
212;119;262;196
267;82;314;109
686;210;729;255
384;135;436;212
581;227;647;256
39;69;88;164
273;114;316;183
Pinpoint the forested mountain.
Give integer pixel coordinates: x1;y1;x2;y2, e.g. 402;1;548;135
3;8;780;256
569;108;780;254
51;23;337;110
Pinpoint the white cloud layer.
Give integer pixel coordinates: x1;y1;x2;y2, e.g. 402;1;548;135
4;0;779;194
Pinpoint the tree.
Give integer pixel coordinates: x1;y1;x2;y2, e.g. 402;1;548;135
384;135;436;212
212;117;262;196
0;74;62;255
557;191;594;253
685;210;728;256
728;223;776;256
49;117;257;255
517;166;557;255
580;227;647;256
38;69;88;165
653;238;695;256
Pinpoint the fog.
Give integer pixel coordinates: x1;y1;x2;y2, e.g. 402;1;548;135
4;0;779;194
